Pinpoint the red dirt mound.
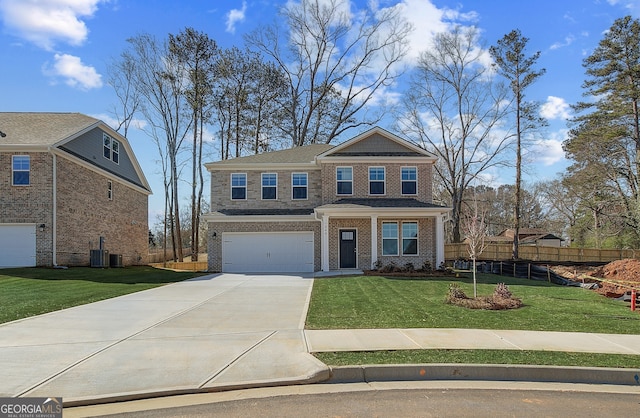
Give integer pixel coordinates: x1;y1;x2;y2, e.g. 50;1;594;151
590;259;640;297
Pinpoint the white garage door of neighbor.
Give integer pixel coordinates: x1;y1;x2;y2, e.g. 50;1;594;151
0;224;37;268
222;232;314;273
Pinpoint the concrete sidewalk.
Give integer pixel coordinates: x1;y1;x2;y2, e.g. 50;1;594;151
305;328;640;355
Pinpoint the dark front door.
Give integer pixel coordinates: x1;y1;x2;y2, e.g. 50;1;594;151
339;229;357;269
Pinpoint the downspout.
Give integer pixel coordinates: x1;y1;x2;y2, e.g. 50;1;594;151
49;148;57;266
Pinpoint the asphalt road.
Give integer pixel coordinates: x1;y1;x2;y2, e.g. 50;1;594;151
84;387;640;417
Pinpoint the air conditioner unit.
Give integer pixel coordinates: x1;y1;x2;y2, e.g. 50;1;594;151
90;249;109;268
109;253;123;268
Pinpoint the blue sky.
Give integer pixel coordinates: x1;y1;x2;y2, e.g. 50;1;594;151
1;0;639;225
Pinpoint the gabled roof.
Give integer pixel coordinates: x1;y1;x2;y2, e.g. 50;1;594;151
205;143;334;170
0;112;151;194
317;126;437;160
0;112;99;146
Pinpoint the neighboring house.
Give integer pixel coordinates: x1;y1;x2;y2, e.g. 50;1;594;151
205;127;450;273
0;112;151;268
484;228;564;247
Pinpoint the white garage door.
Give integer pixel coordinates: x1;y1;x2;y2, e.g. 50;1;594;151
222;232;314;273
0;224;37;268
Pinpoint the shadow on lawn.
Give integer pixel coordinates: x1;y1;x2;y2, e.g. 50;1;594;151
0;266;205;285
376;272;560;288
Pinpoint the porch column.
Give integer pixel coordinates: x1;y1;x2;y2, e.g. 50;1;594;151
321;215;330;271
436;214;445;268
370;215;378;269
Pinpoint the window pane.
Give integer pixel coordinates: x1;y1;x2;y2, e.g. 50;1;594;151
382;239;398;255
293;187;307;199
337;167;352;180
401;167;416;180
292;173;307;186
13;171;29;185
231;187;246;199
403;222;418;238
402;239;418;255
262;173;277;186
370;181;384;195
402;181;416;195
337;181;352;195
382;222;398;238
231;174;246;187
369;167;384;180
262;187;276;199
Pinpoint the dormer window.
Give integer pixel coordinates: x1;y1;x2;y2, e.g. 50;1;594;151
103;133;119;164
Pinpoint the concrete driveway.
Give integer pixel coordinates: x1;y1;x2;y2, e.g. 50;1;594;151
0;273;328;404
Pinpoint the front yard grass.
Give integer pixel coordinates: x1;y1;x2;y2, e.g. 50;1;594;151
0;266;203;324
307;273;640;368
306;273;639;334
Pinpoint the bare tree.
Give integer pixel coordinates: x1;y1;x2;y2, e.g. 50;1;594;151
106;57;141;137
119;33;192;261
398;26;511;243
463;191;488;298
246;0;412;146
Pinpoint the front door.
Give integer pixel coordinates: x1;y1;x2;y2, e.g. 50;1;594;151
339;229;357;269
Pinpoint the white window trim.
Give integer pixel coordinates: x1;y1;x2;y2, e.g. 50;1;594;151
103;133;120;165
369;166;386;196
261;172;278;200
336;166;353;196
230;173;247;200
382;221;399;256
401;221;419;256
291;172;308;200
401;166;418;196
108;180;113;201
11;155;30;186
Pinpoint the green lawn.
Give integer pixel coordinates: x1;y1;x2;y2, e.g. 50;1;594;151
306;273;640;334
0;266;203;324
315;350;640;368
307;273;640;368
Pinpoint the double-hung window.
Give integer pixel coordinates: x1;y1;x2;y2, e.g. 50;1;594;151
402;222;418;255
12;155;30;186
103;134;119;164
262;173;277;200
292;173;308;200
401;167;417;195
369;167;385;195
231;173;247;200
382;222;398;255
107;180;113;200
336;167;353;195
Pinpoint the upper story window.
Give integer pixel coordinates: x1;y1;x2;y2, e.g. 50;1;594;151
336;167;353;195
103;133;119;164
292;173;308;200
262;173;277;200
231;173;247;200
12;155;30;186
402;222;418;255
108;180;113;200
401;167;417;195
369;167;385;195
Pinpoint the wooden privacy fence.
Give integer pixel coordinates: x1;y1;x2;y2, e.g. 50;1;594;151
445;243;640;263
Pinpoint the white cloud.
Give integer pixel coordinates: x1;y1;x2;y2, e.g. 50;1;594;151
530;130;568;166
550;34;576;50
540;96;571;120
45;53;103;90
225;1;247;34
0;0;103;50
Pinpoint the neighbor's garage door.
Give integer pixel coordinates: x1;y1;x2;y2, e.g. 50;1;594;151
0;224;36;268
222;232;314;273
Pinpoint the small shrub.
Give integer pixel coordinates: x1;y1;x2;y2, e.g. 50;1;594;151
403;262;415;273
445;283;467;304
380;261;398;273
373;260;383;271
420;260;433;273
493;283;512;299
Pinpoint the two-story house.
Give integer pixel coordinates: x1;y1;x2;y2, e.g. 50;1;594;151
0;112;151;268
205;127;450;273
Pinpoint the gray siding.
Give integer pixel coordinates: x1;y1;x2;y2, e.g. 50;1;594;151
61;127;144;188
334;133;422;155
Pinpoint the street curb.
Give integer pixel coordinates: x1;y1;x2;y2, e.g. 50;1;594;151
326;364;640;387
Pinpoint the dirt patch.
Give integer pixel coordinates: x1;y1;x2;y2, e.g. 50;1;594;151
550;259;640;298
